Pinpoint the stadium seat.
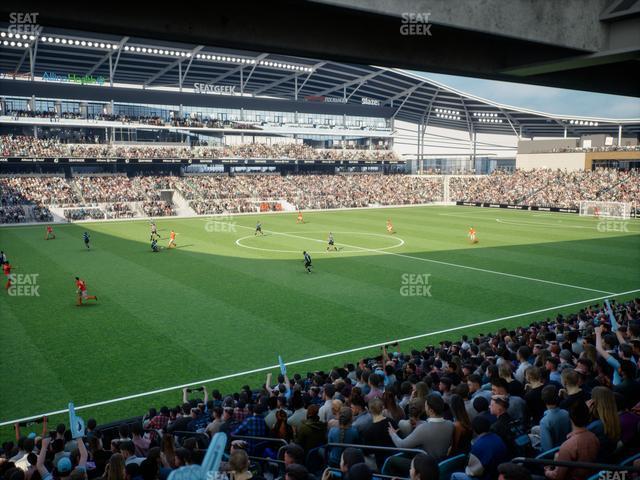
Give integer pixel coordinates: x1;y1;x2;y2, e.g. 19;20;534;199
438;454;468;480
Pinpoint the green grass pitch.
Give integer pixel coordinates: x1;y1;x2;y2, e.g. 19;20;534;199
1;206;639;433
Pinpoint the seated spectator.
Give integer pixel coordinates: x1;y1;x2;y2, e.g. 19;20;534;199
452;416;508;480
361;398;396;467
535;385;571;453
388;393;454;461
294;404;327;454
228;450;253;480
449;393;473;455
408;453;439;480
544;402;600;480
397;398;425;437
327;407;359;467
587;386;621;460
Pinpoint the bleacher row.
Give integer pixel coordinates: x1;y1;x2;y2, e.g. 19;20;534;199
0;136;397;161
2;298;639;480
2;167;640;223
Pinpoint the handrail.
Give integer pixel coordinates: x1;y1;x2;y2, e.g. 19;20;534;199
230;435;288;446
325;443;425;455
512;457;640;472
324;467;408;480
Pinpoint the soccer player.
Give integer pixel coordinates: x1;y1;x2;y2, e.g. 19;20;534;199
45;225;56;240
3;261;12;290
594;206;601;218
150;222;160;240
255;221;264;236
303;251;312;273
468;226;478;244
75;276;97;306
326;232;337;251
168;230;176;248
0;251;6;265
296;211;305;224
151;238;159;252
386;218;395;234
83;231;91;250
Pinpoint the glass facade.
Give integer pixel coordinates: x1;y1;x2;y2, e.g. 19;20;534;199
1;96;390;131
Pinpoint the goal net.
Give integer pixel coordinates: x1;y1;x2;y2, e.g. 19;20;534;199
579;201;632;219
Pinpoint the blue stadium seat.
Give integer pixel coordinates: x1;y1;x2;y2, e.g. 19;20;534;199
535;446;560;460
438;454;468;480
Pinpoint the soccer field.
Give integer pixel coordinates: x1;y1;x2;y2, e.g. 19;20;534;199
1;206;639;431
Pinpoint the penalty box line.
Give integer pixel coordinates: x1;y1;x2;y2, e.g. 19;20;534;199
2;287;639;427
218;221;615;296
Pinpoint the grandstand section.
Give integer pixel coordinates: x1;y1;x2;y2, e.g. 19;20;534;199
1;11;640;480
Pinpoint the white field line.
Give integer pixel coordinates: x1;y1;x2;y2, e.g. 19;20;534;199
2;287;638;426
219;221;615;296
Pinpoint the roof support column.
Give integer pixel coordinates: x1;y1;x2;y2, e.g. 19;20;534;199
618;125;622;146
563;126;567;138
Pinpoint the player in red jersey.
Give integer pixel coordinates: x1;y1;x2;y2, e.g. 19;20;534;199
75;277;97;306
45;225;56;240
3;261;12;290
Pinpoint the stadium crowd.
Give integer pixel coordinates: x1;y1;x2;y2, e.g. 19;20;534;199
177;175;443;212
449;169;640;209
0;136;398;161
1;298;638;480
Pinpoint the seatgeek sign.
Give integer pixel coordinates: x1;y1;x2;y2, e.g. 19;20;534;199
193;83;237;95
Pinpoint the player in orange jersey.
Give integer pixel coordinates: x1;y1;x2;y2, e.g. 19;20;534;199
468;226;478;244
296;211;305;224
75;277;97;306
45;225;55;240
168;230;177;248
3;261;12;290
386;218;395;234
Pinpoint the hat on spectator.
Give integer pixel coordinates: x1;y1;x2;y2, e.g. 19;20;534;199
559;350;573;362
57;457;72;473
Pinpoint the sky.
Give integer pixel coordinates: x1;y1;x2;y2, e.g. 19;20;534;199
412;71;640;120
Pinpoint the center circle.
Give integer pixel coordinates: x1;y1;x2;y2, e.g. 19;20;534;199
235;231;405;254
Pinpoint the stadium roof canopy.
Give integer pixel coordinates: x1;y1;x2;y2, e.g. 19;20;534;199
1;24;639;139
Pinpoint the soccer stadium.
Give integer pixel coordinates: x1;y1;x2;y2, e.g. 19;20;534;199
1;2;639;480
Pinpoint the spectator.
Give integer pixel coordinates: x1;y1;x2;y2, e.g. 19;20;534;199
544;402;600;480
536;385;572;453
452;416;508;480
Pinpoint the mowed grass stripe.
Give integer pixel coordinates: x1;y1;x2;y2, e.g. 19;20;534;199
0;206;638;423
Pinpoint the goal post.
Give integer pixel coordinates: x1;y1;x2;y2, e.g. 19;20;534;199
579;201;632;219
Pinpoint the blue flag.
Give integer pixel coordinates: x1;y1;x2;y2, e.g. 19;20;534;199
278;355;287;376
68;402;85;439
604;299;619;332
168;432;227;480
